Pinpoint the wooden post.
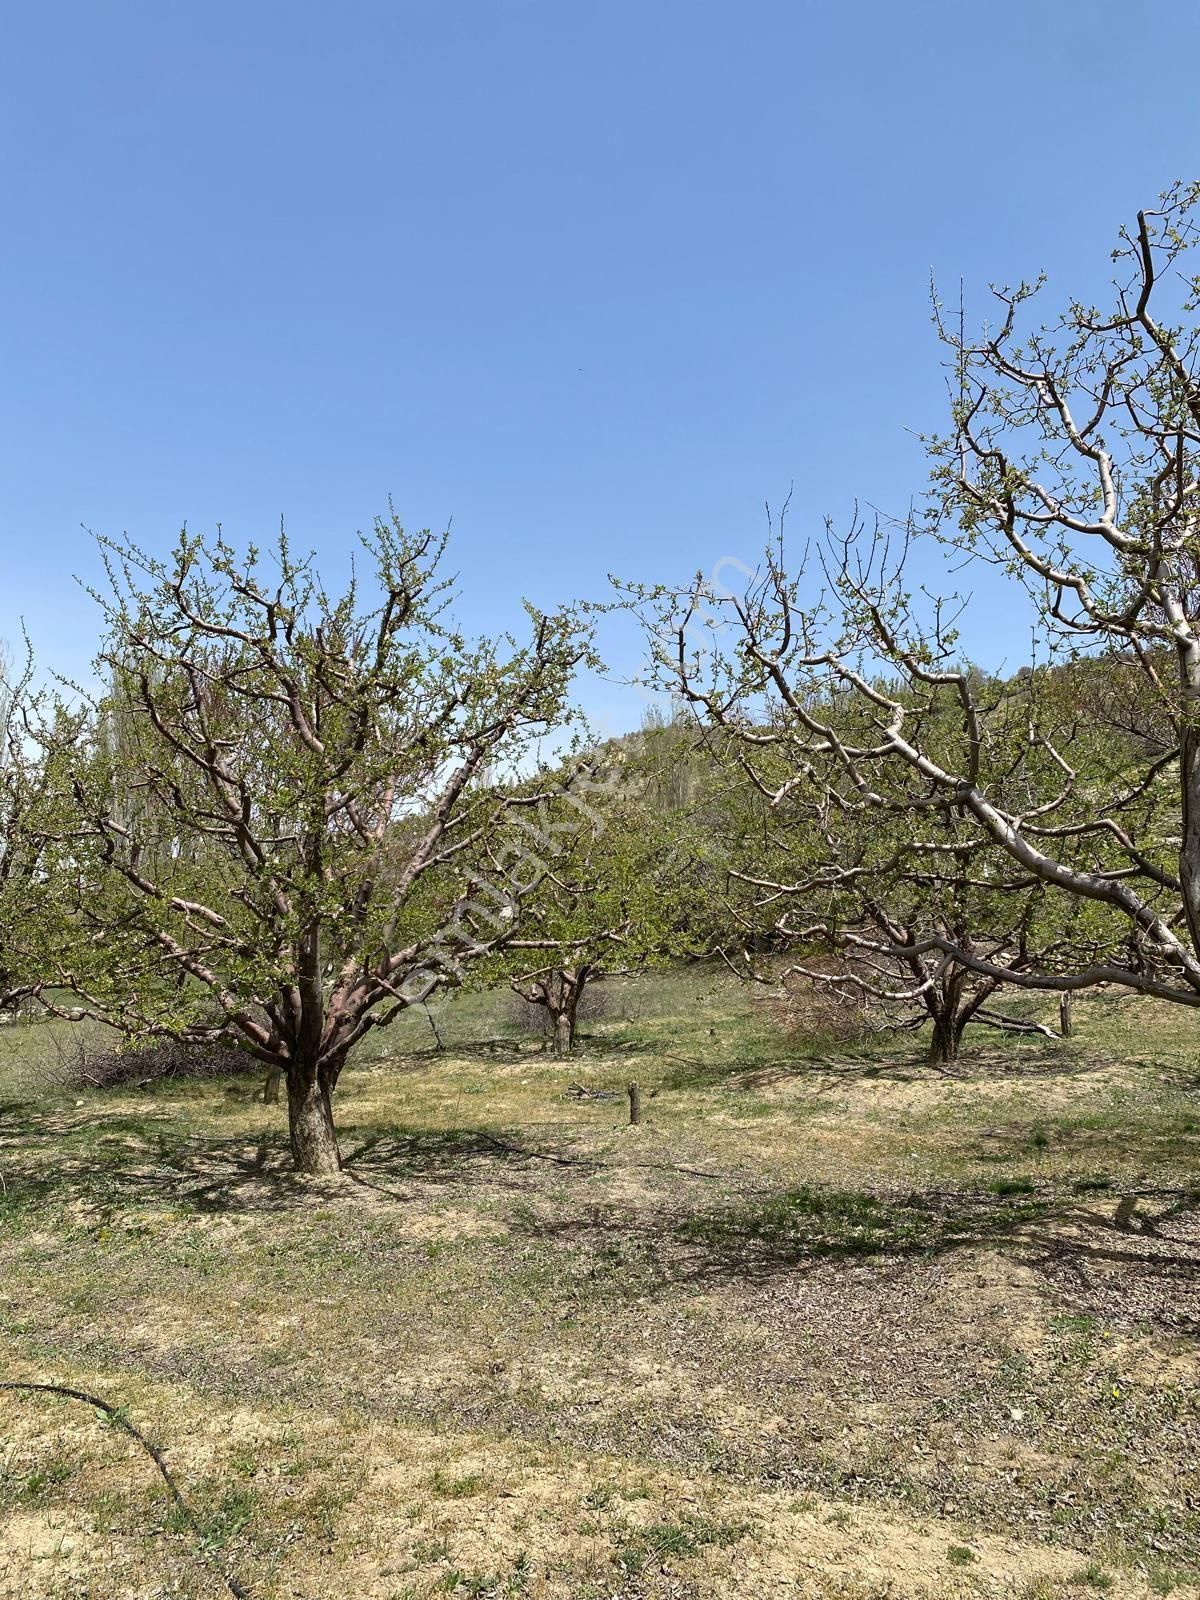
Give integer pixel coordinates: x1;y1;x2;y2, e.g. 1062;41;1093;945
1059;991;1072;1038
627;1081;642;1125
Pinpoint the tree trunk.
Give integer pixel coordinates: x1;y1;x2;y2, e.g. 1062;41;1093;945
263;1065;281;1104
552;1008;573;1058
1059;991;1073;1038
287;1068;341;1175
1178;720;1200;962
927;1012;960;1067
547;969;583;1058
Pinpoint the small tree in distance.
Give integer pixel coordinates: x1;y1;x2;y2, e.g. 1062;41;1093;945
495;746;709;1056
64;517;592;1174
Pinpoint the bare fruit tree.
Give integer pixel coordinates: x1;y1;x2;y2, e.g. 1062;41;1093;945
916;181;1200;998
627;575;1096;1062
631;185;1200;1020
722;792;1066;1066
63;518;591;1174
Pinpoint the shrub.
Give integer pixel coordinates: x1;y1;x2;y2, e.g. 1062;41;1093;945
766;957;874;1049
47;1031;255;1090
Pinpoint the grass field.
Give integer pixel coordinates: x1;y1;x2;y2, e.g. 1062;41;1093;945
1;967;1199;1598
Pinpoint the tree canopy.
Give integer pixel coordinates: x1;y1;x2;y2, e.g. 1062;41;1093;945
624;187;1200;1025
61;517;592;1172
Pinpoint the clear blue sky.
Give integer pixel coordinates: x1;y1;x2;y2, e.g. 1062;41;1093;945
2;1;1198;730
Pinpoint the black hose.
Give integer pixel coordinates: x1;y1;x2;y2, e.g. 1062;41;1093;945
0;1380;249;1598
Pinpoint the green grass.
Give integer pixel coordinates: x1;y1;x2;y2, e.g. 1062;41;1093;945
1070;1564;1115;1590
433;1554;531;1596
425;1469;489;1499
681;1182;1048;1258
611;1514;751;1576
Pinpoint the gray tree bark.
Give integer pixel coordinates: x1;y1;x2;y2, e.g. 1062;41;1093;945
287;1067;341;1175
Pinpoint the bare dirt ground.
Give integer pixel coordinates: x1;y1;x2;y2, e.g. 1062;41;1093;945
1;972;1198;1598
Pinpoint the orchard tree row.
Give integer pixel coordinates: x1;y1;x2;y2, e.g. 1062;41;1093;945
4;185;1200;1173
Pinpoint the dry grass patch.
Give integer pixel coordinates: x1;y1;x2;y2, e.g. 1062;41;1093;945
3;1374;1193;1599
1;974;1199;1596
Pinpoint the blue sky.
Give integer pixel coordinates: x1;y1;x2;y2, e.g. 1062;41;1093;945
2;1;1198;730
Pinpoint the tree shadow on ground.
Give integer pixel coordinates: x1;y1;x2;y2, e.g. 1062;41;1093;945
941;1042;1119;1082
413;1033;645;1065
654;1038;1102;1095
497;1180;1046;1277
398;1036;545;1066
0;1110;308;1215
0;1102;612;1215
338;1127;597;1194
737;1045;1107;1094
489;1170;1200;1336
967;1116;1200;1171
3;1095;1199;1335
653;1051;901;1091
1016;1189;1200;1335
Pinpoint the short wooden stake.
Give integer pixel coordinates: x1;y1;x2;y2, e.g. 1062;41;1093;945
627;1081;642;1125
1059;991;1072;1038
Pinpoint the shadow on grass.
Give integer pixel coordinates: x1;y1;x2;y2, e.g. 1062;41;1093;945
0;1101;605;1216
3;1094;1200;1333
1016;1188;1200;1334
0;1111;304;1215
656;1038;1099;1094
653;1051;899;1092
399;1038;531;1065
969;1110;1200;1169
497;1181;1053;1283
491;1178;1200;1333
